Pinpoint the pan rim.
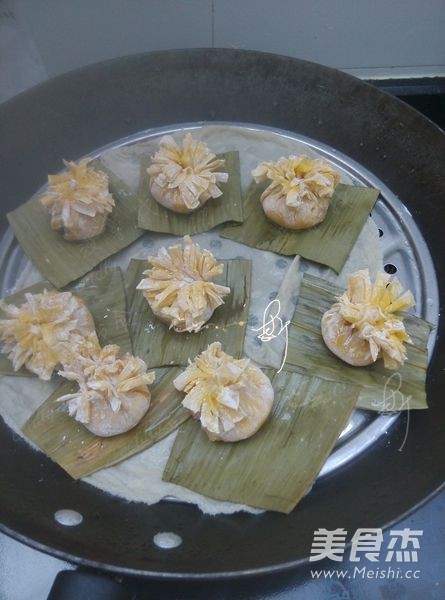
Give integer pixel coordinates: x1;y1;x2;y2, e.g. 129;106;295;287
0;48;444;579
1;479;445;579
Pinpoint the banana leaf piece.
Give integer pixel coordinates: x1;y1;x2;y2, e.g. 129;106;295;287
163;370;360;513
0;267;130;376
22;367;189;479
285;273;432;411
124;258;252;368
137;152;243;235
70;266;132;354
7;158;143;288
221;182;379;273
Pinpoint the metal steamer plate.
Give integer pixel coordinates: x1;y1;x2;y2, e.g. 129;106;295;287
0;122;439;489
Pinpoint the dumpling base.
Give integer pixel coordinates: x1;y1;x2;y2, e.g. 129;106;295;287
151;303;216;333
83;391;151;437
204;366;275;442
321;307;375;367
51;211;108;242
262;195;330;230
150;180;210;214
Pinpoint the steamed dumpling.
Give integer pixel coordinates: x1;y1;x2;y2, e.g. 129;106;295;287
136;235;230;333
147;133;228;213
321;269;415;369
0;290;98;379
58;343;155;437
174;342;274;442
40;158;115;241
252;155;340;230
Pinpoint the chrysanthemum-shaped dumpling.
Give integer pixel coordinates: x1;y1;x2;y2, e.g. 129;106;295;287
40;158;115;241
58;344;155;437
147;133;229;213
252;155;340;230
321;269;415;369
137;235;230;333
0;290;98;379
174;342;274;442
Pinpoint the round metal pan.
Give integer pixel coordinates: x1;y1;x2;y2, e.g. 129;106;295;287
0;49;444;578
